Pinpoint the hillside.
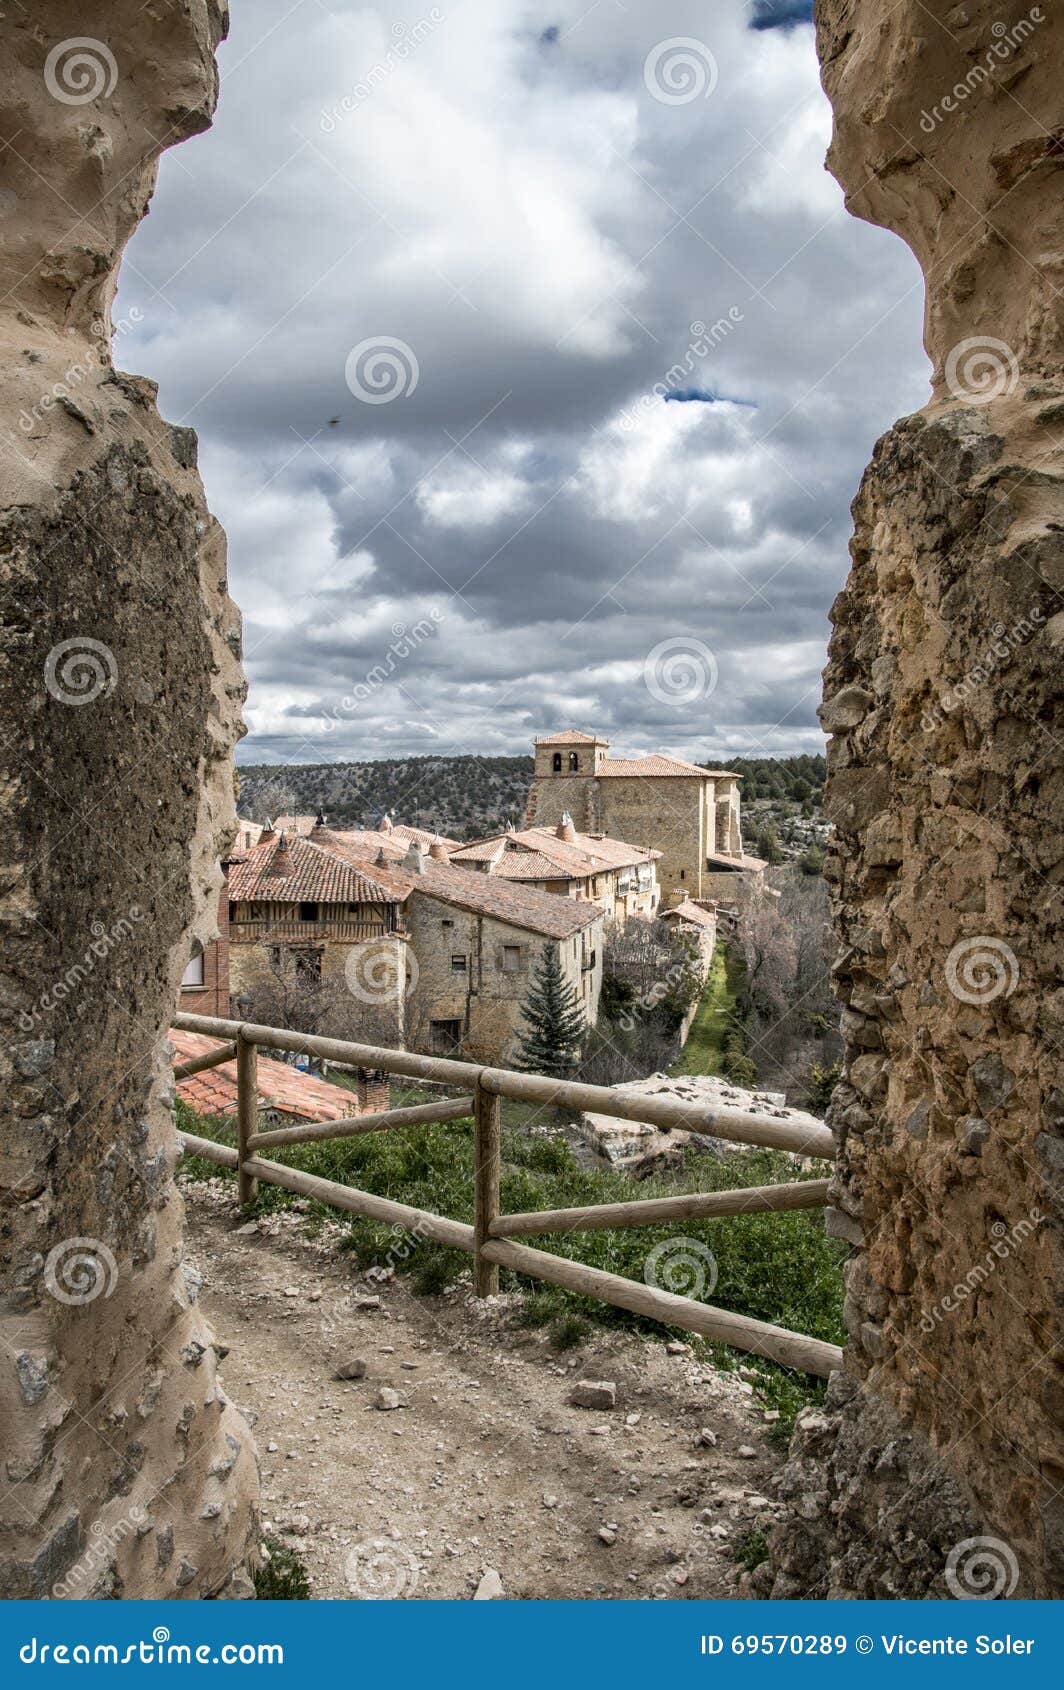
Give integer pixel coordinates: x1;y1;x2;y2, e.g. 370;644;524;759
236;755;535;839
236;753;827;840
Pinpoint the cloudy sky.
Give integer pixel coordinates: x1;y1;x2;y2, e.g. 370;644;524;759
117;0;928;769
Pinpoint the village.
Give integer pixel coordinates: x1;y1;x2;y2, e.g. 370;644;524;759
176;731;769;1102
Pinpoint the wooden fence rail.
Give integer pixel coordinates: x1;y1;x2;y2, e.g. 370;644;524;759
172;1012;842;1379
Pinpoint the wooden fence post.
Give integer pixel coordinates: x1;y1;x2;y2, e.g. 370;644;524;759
236;1032;259;1209
473;1077;500;1297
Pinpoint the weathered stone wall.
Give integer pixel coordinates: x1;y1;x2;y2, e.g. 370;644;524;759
1;3;259;1596
772;0;1064;1600
405;893;603;1063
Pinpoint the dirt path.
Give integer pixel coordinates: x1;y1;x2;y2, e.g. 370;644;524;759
186;1180;786;1600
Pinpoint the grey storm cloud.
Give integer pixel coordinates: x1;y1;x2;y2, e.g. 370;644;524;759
115;0;928;770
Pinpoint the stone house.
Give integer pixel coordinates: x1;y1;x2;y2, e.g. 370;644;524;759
205;823;604;1066
327;832;605;1063
525;730;764;903
225;823;412;1047
401;858;603;1062
446;815;660;923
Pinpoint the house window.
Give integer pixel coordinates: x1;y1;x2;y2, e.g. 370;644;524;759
293;949;322;982
451;954;468;972
181;943;205;988
502;945;521;973
431;1018;463;1053
680;869;685;881
552;752;562;772
442;918;454;928
299;901;319;922
568;751;579;771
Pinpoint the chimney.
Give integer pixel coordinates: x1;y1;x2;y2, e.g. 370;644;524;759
404;841;426;874
378;813;394;834
259;816;276;842
312;810;327;831
375;847;390;868
429;835;448;861
556;811;577;843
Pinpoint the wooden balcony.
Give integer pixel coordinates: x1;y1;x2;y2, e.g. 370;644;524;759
228;919;392;943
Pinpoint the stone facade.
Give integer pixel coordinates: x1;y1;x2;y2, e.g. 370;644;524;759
0;2;258;1597
771;0;1064;1600
405;891;603;1064
525;733;748;902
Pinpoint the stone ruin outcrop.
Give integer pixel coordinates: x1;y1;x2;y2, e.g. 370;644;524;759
771;0;1064;1599
0;4;258;1596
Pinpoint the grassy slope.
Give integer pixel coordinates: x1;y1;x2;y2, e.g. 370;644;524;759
177;1094;843;1430
669;946;742;1078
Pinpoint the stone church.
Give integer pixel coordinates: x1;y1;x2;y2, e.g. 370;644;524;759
524;731;762;903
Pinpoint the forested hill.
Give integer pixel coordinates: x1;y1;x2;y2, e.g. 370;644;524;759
236;756;535;839
237;753;826;842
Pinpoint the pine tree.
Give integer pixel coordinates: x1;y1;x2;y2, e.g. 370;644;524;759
515;943;587;1076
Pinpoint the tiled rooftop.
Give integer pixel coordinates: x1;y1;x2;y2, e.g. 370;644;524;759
227;832;406;905
172;1030;365;1121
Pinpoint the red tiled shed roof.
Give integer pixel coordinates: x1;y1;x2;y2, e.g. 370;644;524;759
172;1030;365;1121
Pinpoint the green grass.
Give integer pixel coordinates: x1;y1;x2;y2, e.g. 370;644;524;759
177;1091;843;1431
670;946;743;1077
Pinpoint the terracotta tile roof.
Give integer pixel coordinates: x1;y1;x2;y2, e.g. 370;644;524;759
535;729;609;746
474;849;575;881
449;826;660;880
662;900;719;930
172;1030;364;1121
332;824;458;861
279;831;599;940
330;829;411;864
705;850;767;872
409;861;602;938
597;754;715;778
271;814;318;836
227;832;407;906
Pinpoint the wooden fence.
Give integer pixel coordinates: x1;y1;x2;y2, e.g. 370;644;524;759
172;1011;842;1378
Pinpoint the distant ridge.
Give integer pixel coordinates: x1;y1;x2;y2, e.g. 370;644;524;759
236;753;825;842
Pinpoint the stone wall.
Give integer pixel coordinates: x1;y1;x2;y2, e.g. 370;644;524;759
0;3;259;1596
772;0;1064;1600
405;892;604;1064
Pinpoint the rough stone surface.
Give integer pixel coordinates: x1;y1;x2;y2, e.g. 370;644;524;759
772;0;1064;1600
569;1380;618;1410
0;3;258;1596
